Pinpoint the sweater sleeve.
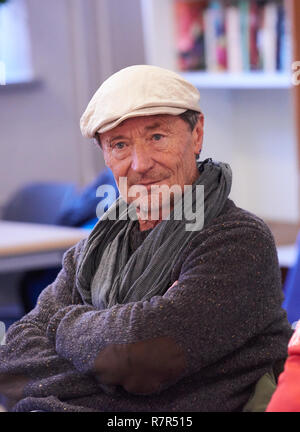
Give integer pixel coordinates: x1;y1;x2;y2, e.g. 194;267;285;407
0;239;99;409
48;222;285;395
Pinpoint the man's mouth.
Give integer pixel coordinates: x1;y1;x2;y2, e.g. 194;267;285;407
138;181;161;186
137;181;165;191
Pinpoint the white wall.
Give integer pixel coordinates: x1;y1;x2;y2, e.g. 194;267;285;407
199;87;299;222
107;0;145;72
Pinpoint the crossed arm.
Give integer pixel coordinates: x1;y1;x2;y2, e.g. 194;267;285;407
0;224;277;407
0;240;184;406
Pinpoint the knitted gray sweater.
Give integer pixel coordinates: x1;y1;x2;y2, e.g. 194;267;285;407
0;199;292;412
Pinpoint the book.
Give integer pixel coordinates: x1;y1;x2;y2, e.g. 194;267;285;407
174;0;207;71
203;0;228;72
276;2;284;70
225;1;243;73
214;0;227;70
239;0;250;71
276;1;292;72
249;0;260;70
203;1;218;71
261;1;278;72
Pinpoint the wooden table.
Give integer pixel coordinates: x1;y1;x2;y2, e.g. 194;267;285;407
0;221;90;272
0;219;297;276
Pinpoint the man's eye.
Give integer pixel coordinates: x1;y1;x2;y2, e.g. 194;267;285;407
113;142;126;150
152;134;163;141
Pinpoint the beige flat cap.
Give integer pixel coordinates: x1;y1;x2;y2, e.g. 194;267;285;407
80;64;201;138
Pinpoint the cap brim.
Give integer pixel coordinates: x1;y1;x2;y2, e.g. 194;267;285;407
96;106;189;135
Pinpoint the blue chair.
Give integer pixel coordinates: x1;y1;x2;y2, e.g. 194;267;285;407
1;168;118;314
2;182;77;225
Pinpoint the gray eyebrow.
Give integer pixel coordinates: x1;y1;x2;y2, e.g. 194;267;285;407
108;122;169;144
110;135;128;142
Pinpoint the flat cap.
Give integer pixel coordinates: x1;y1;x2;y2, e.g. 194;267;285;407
80;64;201;138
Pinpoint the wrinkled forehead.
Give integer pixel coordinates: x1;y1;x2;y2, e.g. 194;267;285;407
99;114;188;141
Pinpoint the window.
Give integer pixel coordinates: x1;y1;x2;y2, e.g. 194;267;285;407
0;0;33;85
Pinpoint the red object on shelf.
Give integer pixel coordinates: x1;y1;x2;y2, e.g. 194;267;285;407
174;0;208;71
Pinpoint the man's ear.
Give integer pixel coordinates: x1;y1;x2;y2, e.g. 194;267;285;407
192;115;204;155
99;138;113;169
96;133;111;168
95;133;102;149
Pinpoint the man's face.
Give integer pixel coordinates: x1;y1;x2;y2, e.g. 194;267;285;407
100;114;203;218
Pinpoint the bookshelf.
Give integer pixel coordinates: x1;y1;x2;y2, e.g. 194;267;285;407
181;70;292;88
140;0;300;243
141;0;293;87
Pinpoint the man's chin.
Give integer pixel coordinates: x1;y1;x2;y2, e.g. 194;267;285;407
135;199;173;221
122;187;182;221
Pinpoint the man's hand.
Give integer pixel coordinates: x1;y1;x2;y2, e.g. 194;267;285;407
93;336;186;395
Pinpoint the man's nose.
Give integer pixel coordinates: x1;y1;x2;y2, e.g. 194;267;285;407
131;145;154;174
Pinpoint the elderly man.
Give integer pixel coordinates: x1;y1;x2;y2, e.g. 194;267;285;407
0;65;292;412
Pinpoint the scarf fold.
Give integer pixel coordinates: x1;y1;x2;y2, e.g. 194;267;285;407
76;159;232;309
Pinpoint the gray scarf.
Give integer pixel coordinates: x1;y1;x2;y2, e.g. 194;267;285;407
76;159;232;309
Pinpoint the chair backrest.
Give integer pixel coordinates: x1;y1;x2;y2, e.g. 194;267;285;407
1;182;77;225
